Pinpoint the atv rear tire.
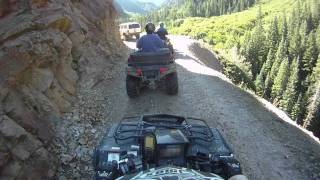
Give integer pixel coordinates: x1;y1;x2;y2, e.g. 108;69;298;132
165;73;178;95
126;76;140;98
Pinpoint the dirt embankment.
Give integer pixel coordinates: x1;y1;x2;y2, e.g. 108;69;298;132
0;0;123;179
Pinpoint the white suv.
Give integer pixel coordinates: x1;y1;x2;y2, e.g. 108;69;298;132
119;22;142;41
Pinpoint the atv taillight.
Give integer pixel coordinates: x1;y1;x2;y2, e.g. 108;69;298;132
136;68;142;76
159;67;166;74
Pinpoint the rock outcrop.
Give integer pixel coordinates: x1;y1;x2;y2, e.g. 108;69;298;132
0;0;122;179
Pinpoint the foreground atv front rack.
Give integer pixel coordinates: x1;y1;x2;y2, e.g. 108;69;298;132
113;114;215;143
94;114;243;180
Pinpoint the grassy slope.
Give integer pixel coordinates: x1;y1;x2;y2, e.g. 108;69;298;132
170;0;301;50
170;0;312;89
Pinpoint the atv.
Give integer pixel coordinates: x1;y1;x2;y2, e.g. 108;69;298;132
93;114;248;180
126;48;178;98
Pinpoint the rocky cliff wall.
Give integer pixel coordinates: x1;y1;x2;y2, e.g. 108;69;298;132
0;0;122;179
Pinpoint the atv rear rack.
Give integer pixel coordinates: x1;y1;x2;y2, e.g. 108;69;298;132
113;114;215;142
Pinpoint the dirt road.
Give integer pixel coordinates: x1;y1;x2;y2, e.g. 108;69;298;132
58;36;320;180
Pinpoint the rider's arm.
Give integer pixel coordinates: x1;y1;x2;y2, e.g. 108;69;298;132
156;36;165;48
137;37;143;49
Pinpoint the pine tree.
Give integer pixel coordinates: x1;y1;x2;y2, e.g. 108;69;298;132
304;55;320;108
309;55;320;90
267;16;280;52
291;93;306;123
289;6;301;30
255;69;265;96
303;82;320;137
316;25;320;49
264;72;272;99
271;58;290;103
301;31;319;81
304;5;314;35
263;49;276;75
265;37;288;99
243;7;267;79
205;1;211;17
312;0;320;27
280;57;300;113
281;13;288;41
256;49;275;95
288;26;302;61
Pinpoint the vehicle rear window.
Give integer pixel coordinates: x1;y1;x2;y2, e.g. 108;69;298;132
129;24;140;29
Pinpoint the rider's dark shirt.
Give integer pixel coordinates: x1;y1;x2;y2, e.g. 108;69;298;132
156;27;168;40
137;34;165;53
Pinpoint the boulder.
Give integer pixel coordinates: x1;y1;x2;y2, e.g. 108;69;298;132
0;151;10;168
31;68;54;92
44;79;73;112
0;48;33;88
0;0;10;18
46;14;71;33
56;60;78;95
0;87;9;102
0;135;8;151
0;115;27;139
0;116;43;161
0;14;41;44
1;161;22;178
3;91;42;135
68;31;85;47
18;86;57;142
30;0;49;8
11;133;43;161
17;147;56;180
11;143;31;161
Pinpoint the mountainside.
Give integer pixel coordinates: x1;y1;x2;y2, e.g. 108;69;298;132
115;0;157;15
0;0;123;179
114;1;128;17
135;0;258;26
169;0;320;137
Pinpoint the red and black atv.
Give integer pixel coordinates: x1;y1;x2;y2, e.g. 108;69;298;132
126;48;178;98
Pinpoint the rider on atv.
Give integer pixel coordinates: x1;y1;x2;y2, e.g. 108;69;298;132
137;23;165;53
156;22;169;41
156;22;174;55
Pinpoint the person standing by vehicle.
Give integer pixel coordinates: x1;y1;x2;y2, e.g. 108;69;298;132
137;23;165;53
156;22;168;40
